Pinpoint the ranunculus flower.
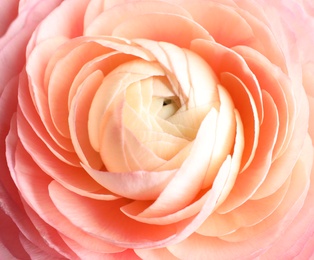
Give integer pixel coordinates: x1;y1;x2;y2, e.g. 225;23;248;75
1;0;313;259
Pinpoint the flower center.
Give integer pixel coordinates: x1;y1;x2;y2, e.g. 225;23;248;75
88;47;221;172
155;97;180;119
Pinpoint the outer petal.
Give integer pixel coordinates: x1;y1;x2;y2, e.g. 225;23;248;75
303;62;314;141
85;1;192;36
5;117;74;258
0;206;29;259
0;0;63;94
0;0;18;36
260;135;314;258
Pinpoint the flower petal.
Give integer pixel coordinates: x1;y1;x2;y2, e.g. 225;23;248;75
217;90;279;213
85;1;192;36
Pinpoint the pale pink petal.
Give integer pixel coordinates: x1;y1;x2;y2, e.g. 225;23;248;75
112;13;212;48
85;1;192;36
235;5;287;71
303;63;314;98
297;236;314;259
303;62;314;141
308;93;314;141
84;0;106;30
232;0;269;25
302;0;314;17
254;1;308;85
260;136;314;259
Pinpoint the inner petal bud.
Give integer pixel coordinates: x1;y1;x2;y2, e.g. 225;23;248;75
92;44;221;172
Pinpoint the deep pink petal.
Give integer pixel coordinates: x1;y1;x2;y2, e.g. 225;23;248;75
0;209;29;259
0;0;18;36
0;0;63;95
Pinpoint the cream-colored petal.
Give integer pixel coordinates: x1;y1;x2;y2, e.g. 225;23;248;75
88;59;165;152
136;108;218;218
202;85;236;188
